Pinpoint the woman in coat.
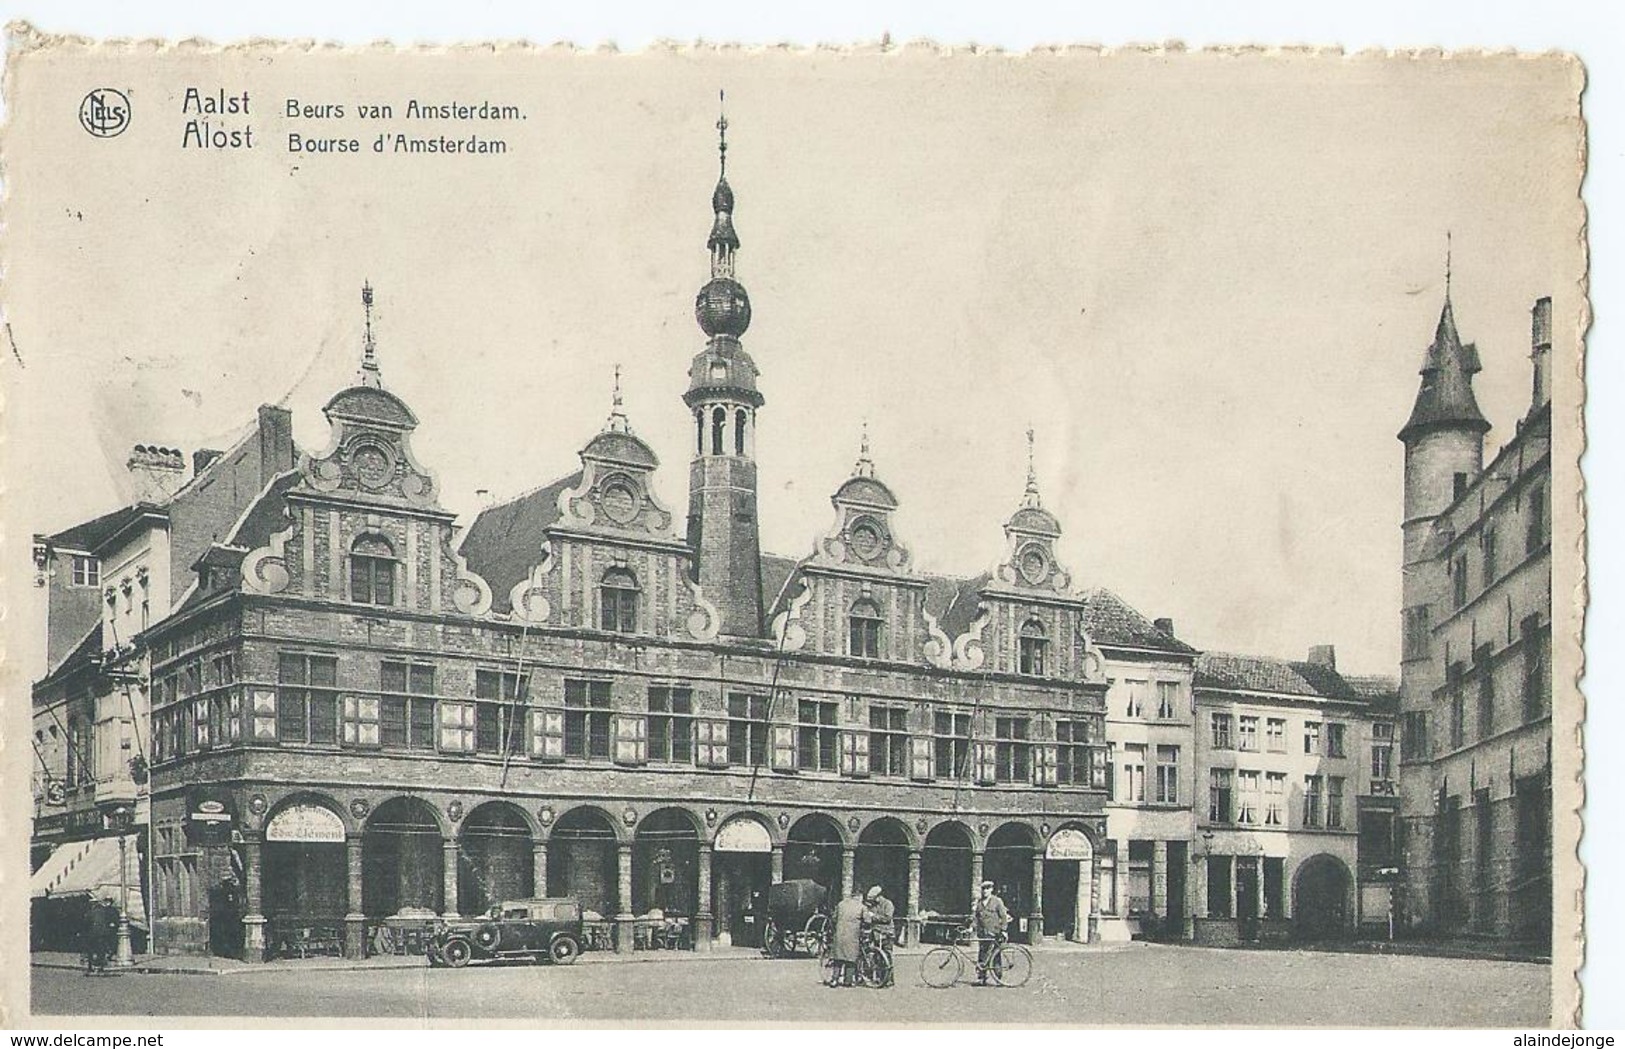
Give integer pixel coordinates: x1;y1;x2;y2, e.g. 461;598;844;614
828;890;866;987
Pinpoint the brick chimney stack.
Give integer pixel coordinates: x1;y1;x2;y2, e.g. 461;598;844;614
1153;617;1175;636
1531;296;1552;411
127;444;187;503
1307;644;1337;670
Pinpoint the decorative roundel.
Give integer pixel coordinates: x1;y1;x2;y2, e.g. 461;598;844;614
351;441;395;490
916;817;928;834
777;813;791;829
447;800;464;823
1018;545;1049;585
600;479;640;524
847;816;862;833
350;798;370;820
248;794;269;816
622;807;639;827
848;519;886;561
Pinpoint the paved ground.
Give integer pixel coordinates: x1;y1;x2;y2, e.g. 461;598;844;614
30;943;1552;1026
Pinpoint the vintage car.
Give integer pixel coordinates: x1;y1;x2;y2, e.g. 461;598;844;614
427;897;584;968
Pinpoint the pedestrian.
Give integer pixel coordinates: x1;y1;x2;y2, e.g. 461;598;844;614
972;879;1010;985
829;889;866;987
862;885;896;987
83;896;117;975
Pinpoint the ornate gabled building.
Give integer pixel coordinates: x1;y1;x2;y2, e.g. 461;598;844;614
1395;284;1553;947
128;112;1199;962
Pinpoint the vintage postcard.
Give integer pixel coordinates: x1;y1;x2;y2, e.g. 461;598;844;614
0;27;1587;1029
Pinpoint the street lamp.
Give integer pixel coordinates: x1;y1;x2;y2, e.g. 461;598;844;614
1191;829;1215;864
97;777;138;969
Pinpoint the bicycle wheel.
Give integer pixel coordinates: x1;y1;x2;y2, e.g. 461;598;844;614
920;946;962;988
807;914;830;958
989;943;1032;988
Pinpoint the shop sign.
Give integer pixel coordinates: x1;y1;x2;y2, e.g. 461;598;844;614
1045;828;1093;861
713;817;771;853
184;786;237;846
264;802;345;843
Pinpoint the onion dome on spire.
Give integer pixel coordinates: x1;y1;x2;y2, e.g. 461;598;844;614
695;91;752;340
1399;247;1490;444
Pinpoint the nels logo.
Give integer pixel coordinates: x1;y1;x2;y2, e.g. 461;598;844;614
79;87;131;138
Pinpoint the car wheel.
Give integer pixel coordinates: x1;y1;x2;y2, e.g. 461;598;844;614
441;937;473;968
549;935;581;965
474;923;502;952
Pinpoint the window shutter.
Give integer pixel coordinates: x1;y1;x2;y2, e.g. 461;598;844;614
1091;748;1108;790
696;719;729;767
974;741;998;785
530;709;565;761
614;714;648;765
227;691;242;742
770;724;796;771
252;689;277;740
909;736;934;781
840;730;870;777
1034;743;1058;787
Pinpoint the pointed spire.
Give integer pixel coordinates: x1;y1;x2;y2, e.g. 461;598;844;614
604;363;632;434
359;281;381;387
853;419;875;479
1399;247;1490;443
717;89;728;178
1021;426;1042;509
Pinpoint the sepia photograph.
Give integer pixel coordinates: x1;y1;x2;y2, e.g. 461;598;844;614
0;18;1591;1030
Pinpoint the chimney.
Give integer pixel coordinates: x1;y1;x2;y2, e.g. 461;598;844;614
193;448;224;476
1153;617;1175;636
257;405;296;485
1307;644;1337;670
1531;296;1552;411
126;445;187;502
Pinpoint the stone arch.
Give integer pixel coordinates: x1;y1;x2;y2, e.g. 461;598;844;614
262;790;355;838
785;813;845;894
547;805;622;919
361;795;447;919
710;810;779;849
633;807;702;917
986;822;1040;934
1292;852;1354;939
921;820;976;917
855;816;912;913
457;801;536;916
260;791;352;937
546;803;627;845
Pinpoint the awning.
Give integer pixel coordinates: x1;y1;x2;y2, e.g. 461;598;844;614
30;837;146;926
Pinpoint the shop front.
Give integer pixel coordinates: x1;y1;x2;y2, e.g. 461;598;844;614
710;814;773;948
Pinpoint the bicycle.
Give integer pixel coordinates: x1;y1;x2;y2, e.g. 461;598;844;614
820;928;893;988
919;925;1032;988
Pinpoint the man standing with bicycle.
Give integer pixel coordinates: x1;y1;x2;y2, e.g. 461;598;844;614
862;885;896;987
972;879;1010;985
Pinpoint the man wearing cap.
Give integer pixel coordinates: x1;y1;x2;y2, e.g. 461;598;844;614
972;880;1010;984
862;885;896;987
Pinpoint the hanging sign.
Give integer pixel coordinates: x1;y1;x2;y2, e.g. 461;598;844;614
264;802;345;843
184;786;238;846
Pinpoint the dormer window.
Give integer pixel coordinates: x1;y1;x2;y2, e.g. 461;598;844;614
600;567;639;633
1019;618;1049;676
848;598;883;659
349;535;396;606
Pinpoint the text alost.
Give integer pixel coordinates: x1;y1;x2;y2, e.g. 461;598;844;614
183;121;254;150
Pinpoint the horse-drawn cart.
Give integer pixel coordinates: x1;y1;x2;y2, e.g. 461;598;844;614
759;879;830;959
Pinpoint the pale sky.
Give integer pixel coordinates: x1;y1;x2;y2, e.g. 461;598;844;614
2;47;1585;680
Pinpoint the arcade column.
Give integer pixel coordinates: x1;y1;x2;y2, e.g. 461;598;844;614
1029;852;1045;945
771;843;784;883
841;846;855;897
344;835;365;959
906;848;922;946
532;840;548;898
441;839;460;918
615;844;634;954
695;844;714;951
241;835;266;961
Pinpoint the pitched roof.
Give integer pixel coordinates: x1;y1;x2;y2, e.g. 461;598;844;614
36;622;104;690
44;505;158;555
760;553;800;620
1079;587;1196;654
459;472;582;612
1196;651;1397;707
225;471;303;551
